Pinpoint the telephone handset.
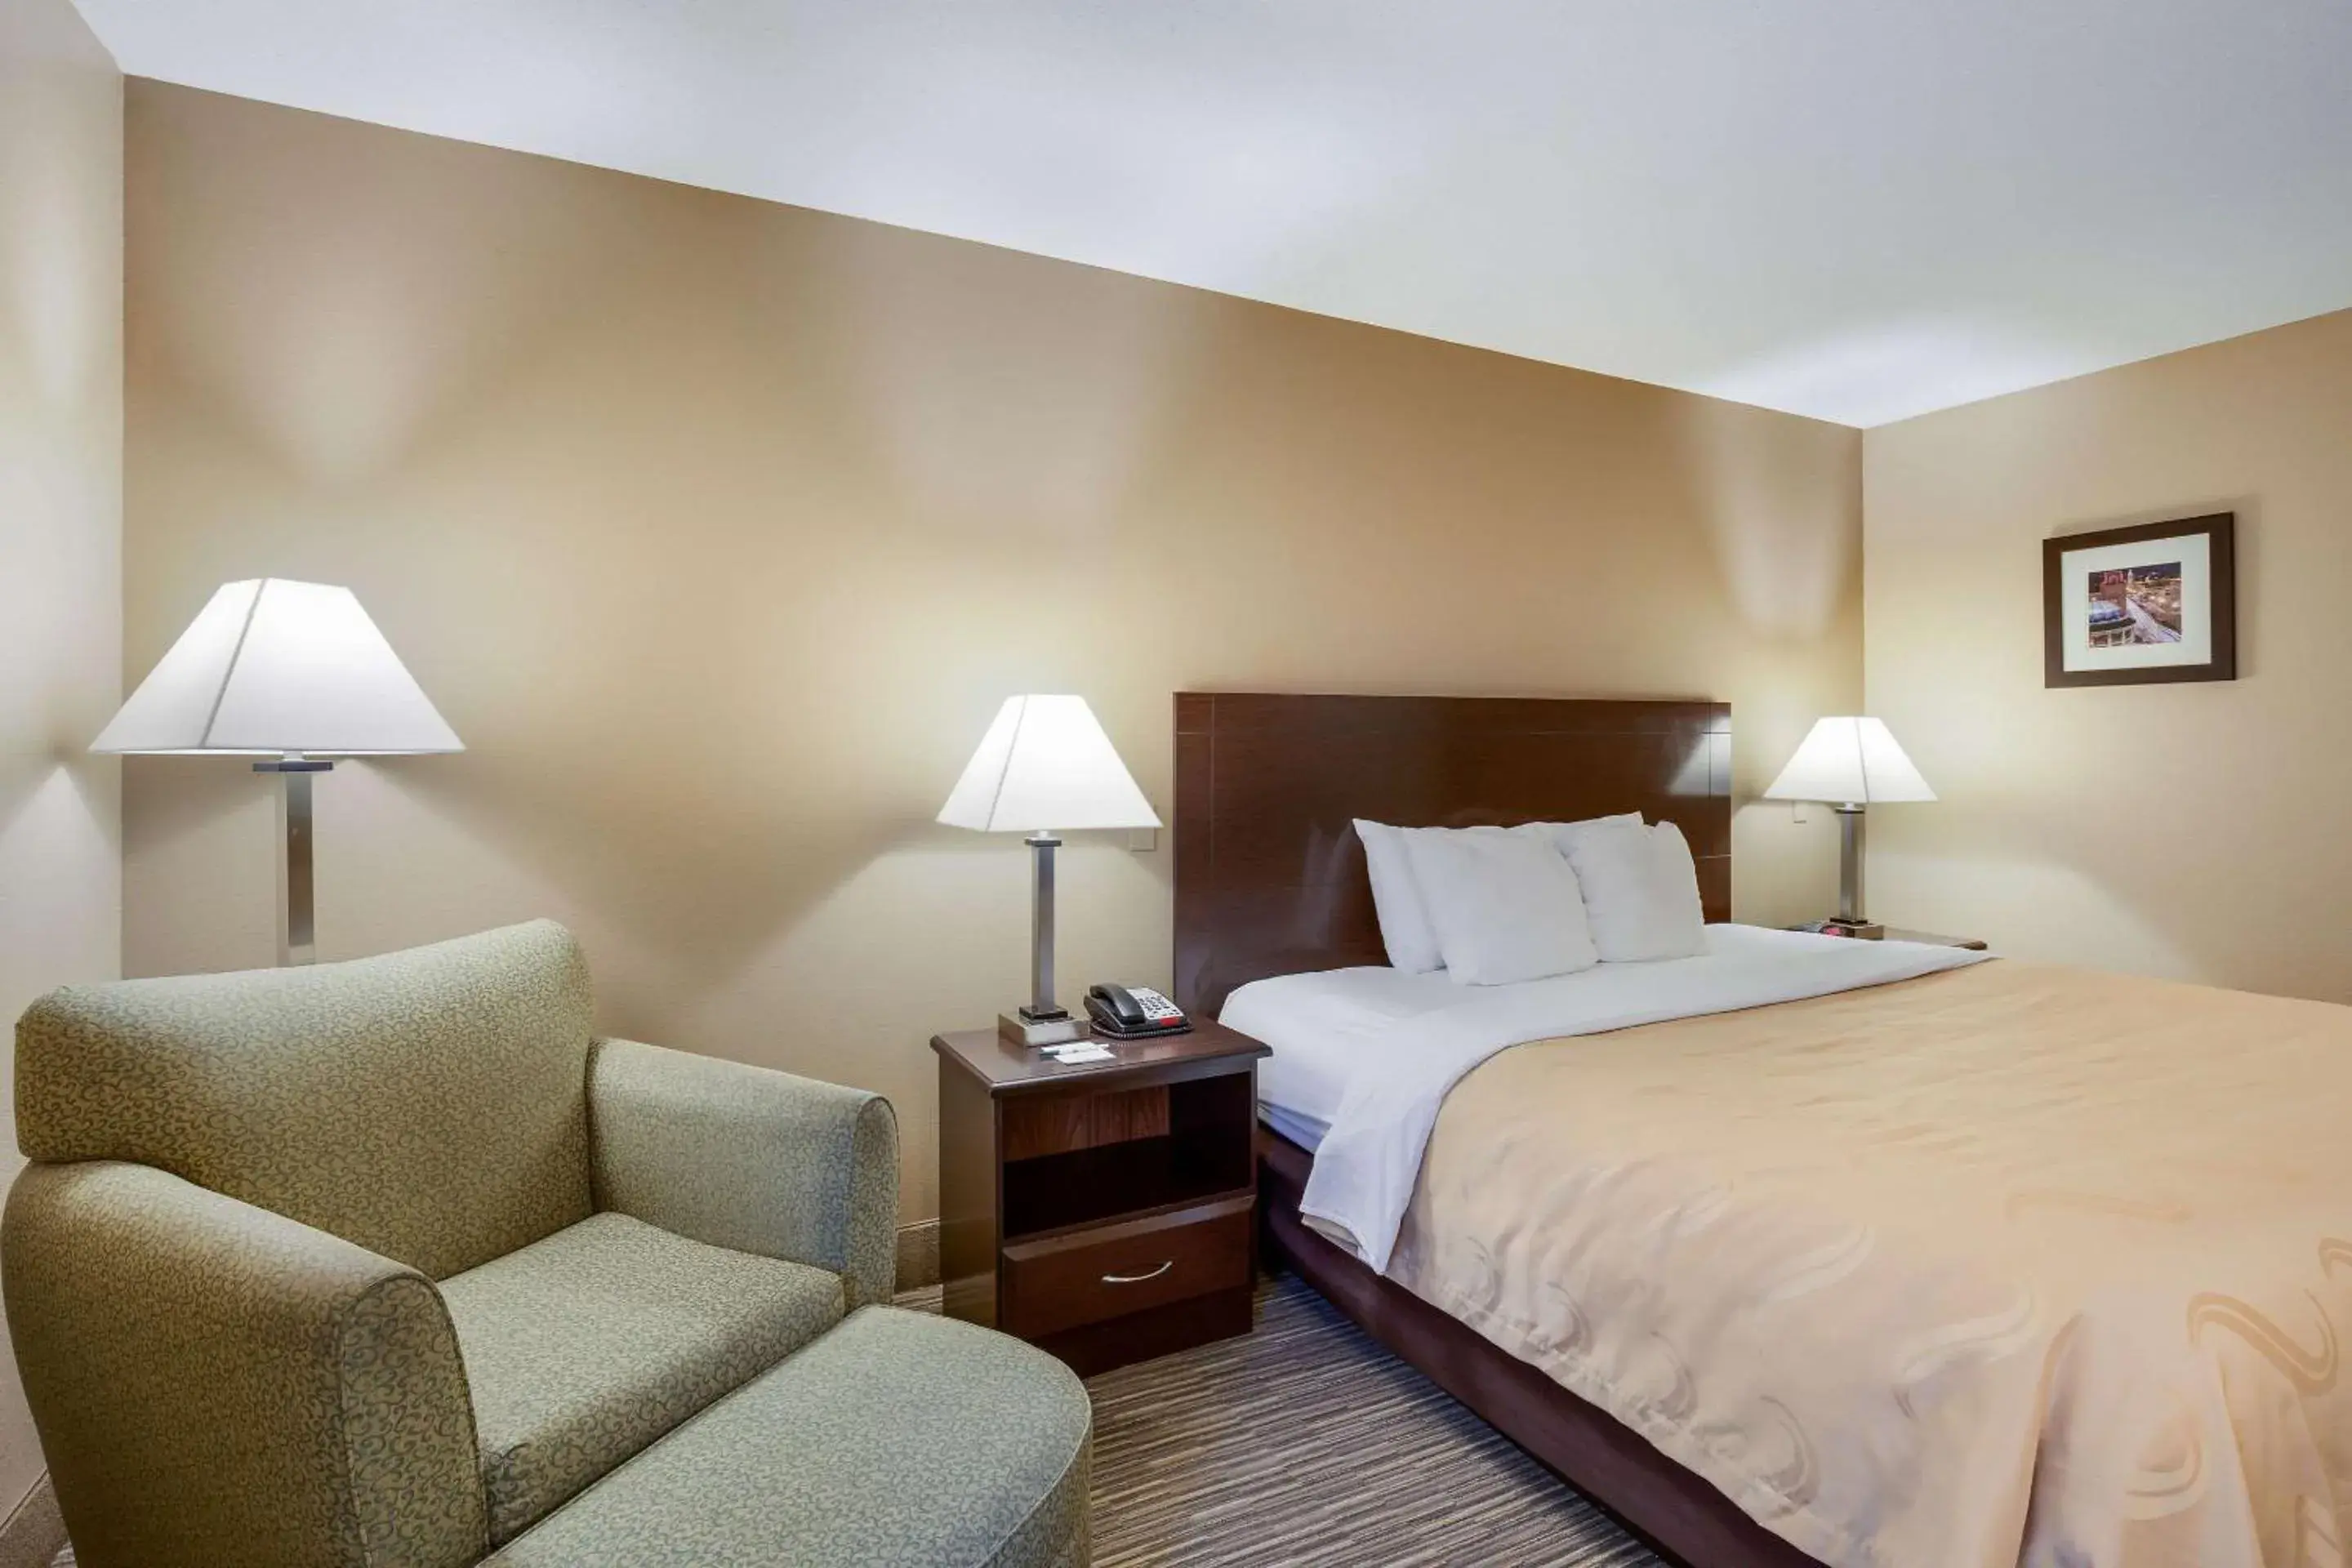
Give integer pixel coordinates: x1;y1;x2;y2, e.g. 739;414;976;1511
1084;983;1192;1039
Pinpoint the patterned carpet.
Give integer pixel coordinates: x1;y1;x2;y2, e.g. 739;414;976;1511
1084;1273;1661;1566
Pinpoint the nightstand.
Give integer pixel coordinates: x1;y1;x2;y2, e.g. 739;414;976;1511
1883;927;1988;951
932;1018;1270;1375
1787;921;1987;951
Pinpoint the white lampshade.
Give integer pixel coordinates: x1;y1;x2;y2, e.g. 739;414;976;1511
938;695;1160;833
92;578;462;756
1763;716;1935;806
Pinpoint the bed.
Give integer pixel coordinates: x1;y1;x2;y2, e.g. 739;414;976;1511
1174;691;2352;1568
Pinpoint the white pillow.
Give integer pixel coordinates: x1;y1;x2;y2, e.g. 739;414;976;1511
1401;825;1600;986
1559;818;1706;962
1357;813;1640;973
1355;820;1445;973
1544;811;1643;847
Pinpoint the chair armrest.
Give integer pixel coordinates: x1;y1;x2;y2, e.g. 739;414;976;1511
1;1160;485;1568
586;1038;899;1307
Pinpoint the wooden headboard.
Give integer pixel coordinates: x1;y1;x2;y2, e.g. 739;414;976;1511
1172;692;1731;1017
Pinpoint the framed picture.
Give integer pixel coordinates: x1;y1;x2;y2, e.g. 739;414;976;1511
2042;513;2236;688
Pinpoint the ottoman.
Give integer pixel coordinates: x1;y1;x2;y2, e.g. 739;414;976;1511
486;1306;1093;1566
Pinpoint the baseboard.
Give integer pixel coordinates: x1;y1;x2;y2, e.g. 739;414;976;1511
895;1217;939;1292
0;1474;65;1568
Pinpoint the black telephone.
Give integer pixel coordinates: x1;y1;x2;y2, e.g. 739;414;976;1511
1085;983;1192;1039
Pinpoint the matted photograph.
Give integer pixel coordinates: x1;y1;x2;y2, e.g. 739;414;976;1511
2043;514;2235;687
2087;562;2182;647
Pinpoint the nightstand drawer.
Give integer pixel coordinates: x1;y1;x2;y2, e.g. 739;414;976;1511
1000;1196;1251;1340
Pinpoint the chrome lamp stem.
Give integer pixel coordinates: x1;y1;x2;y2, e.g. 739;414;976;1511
1830;803;1882;938
1001;831;1085;1046
255;754;332;966
1025;831;1062;1021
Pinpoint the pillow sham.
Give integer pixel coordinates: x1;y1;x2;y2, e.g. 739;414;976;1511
1401;824;1599;986
1358;813;1642;973
1355;820;1445;973
1559;817;1706;961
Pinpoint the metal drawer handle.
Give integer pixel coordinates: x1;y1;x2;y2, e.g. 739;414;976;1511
1102;1260;1174;1285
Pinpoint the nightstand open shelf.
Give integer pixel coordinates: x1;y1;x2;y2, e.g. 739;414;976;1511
933;1020;1269;1375
1001;1072;1254;1238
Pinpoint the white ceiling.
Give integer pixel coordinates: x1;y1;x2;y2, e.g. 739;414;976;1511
73;0;2352;426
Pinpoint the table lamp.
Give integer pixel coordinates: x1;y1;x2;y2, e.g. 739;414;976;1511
1762;715;1934;939
938;695;1160;1046
92;578;463;966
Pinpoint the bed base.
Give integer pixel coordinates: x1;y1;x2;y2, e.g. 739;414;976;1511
1258;1130;1824;1568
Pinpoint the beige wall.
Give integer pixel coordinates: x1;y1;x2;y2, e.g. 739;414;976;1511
125;82;1863;1223
1864;307;2352;1000
0;0;121;1515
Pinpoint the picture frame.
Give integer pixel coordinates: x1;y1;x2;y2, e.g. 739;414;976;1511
2042;513;2236;688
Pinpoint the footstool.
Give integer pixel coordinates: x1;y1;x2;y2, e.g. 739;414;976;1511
485;1306;1093;1566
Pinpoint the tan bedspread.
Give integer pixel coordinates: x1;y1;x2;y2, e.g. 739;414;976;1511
1388;959;2352;1568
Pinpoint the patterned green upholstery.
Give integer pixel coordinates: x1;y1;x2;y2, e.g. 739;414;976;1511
15;920;595;1279
7;921;1091;1567
483;1307;1094;1568
442;1211;844;1543
2;1160;486;1568
590;1037;898;1307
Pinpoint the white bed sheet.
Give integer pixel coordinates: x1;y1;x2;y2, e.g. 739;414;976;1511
1219;924;1993;1273
1223;964;1470;1149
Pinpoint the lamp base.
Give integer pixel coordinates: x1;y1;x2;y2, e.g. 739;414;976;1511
1825;918;1886;940
999;1010;1086;1047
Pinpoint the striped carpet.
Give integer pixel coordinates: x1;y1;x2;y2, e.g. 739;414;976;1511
1084;1273;1662;1566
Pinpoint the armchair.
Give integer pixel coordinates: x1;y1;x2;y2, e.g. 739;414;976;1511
4;921;1089;1568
